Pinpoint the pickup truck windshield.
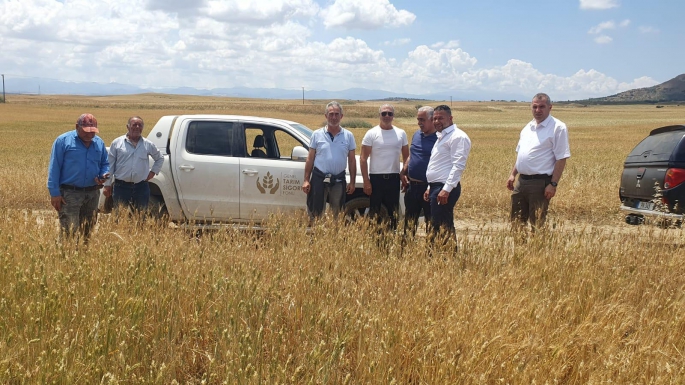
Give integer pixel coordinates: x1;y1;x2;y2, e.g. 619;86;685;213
289;123;313;141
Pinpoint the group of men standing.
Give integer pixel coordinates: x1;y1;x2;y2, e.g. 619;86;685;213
303;92;571;241
47;114;163;241
303;101;472;242
47;92;570;243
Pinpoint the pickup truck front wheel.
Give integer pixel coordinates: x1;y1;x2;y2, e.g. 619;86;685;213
148;195;169;221
344;197;388;221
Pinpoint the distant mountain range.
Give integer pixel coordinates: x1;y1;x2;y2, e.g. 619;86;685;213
1;76;527;102
580;74;685;104
5;74;684;103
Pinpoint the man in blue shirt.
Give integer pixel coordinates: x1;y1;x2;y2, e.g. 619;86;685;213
400;106;438;235
47;113;109;240
302;101;357;219
103;116;164;214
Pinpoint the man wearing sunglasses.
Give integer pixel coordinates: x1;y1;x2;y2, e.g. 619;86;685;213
360;104;409;230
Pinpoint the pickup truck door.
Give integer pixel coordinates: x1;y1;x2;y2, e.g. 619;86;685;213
239;123;308;221
172;119;241;221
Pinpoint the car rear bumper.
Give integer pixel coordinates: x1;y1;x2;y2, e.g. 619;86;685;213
620;205;684;220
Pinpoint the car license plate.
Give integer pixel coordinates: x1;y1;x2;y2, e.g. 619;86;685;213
636;201;654;210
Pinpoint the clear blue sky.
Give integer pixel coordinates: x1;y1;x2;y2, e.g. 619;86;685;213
0;0;678;100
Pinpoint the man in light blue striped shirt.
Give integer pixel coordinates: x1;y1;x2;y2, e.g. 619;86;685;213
302;101;357;219
103;116;164;213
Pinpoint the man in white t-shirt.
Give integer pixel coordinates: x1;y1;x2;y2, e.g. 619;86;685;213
506;93;571;229
360;104;409;230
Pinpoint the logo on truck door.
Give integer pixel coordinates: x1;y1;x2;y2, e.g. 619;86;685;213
256;172;280;194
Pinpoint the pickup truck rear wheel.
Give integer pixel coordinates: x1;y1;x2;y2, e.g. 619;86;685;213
148;195;168;221
344;197;387;221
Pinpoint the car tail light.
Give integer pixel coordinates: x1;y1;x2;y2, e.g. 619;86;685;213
664;168;685;189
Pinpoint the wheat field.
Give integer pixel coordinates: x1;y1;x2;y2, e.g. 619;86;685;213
0;94;684;383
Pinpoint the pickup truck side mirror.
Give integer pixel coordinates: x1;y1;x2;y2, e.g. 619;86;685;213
291;146;308;161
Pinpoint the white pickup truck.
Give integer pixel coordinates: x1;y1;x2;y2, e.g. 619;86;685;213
100;114;387;223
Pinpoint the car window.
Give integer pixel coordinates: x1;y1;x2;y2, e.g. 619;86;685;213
243;125;306;159
288;123;314;144
628;130;685;162
273;130;303;159
186;121;234;156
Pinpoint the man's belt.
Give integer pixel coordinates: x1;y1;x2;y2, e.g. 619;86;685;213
114;180;146;186
519;174;551;180
370;173;400;180
60;184;101;191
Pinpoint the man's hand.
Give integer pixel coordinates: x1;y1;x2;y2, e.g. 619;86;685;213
346;182;355;195
506;175;516;191
51;196;66;212
423;189;430;202
146;171;155;181
95;172;110;185
103;186;112;198
302;180;311;194
544;184;556;200
437;190;449;205
400;174;408;192
363;181;372;196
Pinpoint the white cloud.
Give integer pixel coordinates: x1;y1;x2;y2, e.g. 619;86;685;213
639;26;659;33
588;21;616;34
588;19;629;34
431;41;461;49
382;38;411;46
203;0;319;24
594;35;613;44
0;0;660;100
580;0;619;10
321;0;416;30
618;76;659;91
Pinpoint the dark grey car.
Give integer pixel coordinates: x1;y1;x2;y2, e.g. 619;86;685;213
620;125;685;225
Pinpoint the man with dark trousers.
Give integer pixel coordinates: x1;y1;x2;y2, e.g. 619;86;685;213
360;104;409;230
103;116;164;214
423;105;471;243
302;101;357;219
400;106;437;235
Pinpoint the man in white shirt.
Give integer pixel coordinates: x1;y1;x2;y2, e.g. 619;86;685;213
423;105;471;242
360;104;409;230
104;116;164;213
506;93;571;228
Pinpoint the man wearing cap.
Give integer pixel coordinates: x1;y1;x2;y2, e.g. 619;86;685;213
47;113;110;240
103;116;164;214
506;93;570;229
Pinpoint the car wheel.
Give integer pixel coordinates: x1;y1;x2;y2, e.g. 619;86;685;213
148;195;169;221
344;197;387;221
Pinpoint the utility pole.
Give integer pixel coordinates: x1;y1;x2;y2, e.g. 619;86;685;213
302;86;304;105
1;74;5;103
450;96;452;107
